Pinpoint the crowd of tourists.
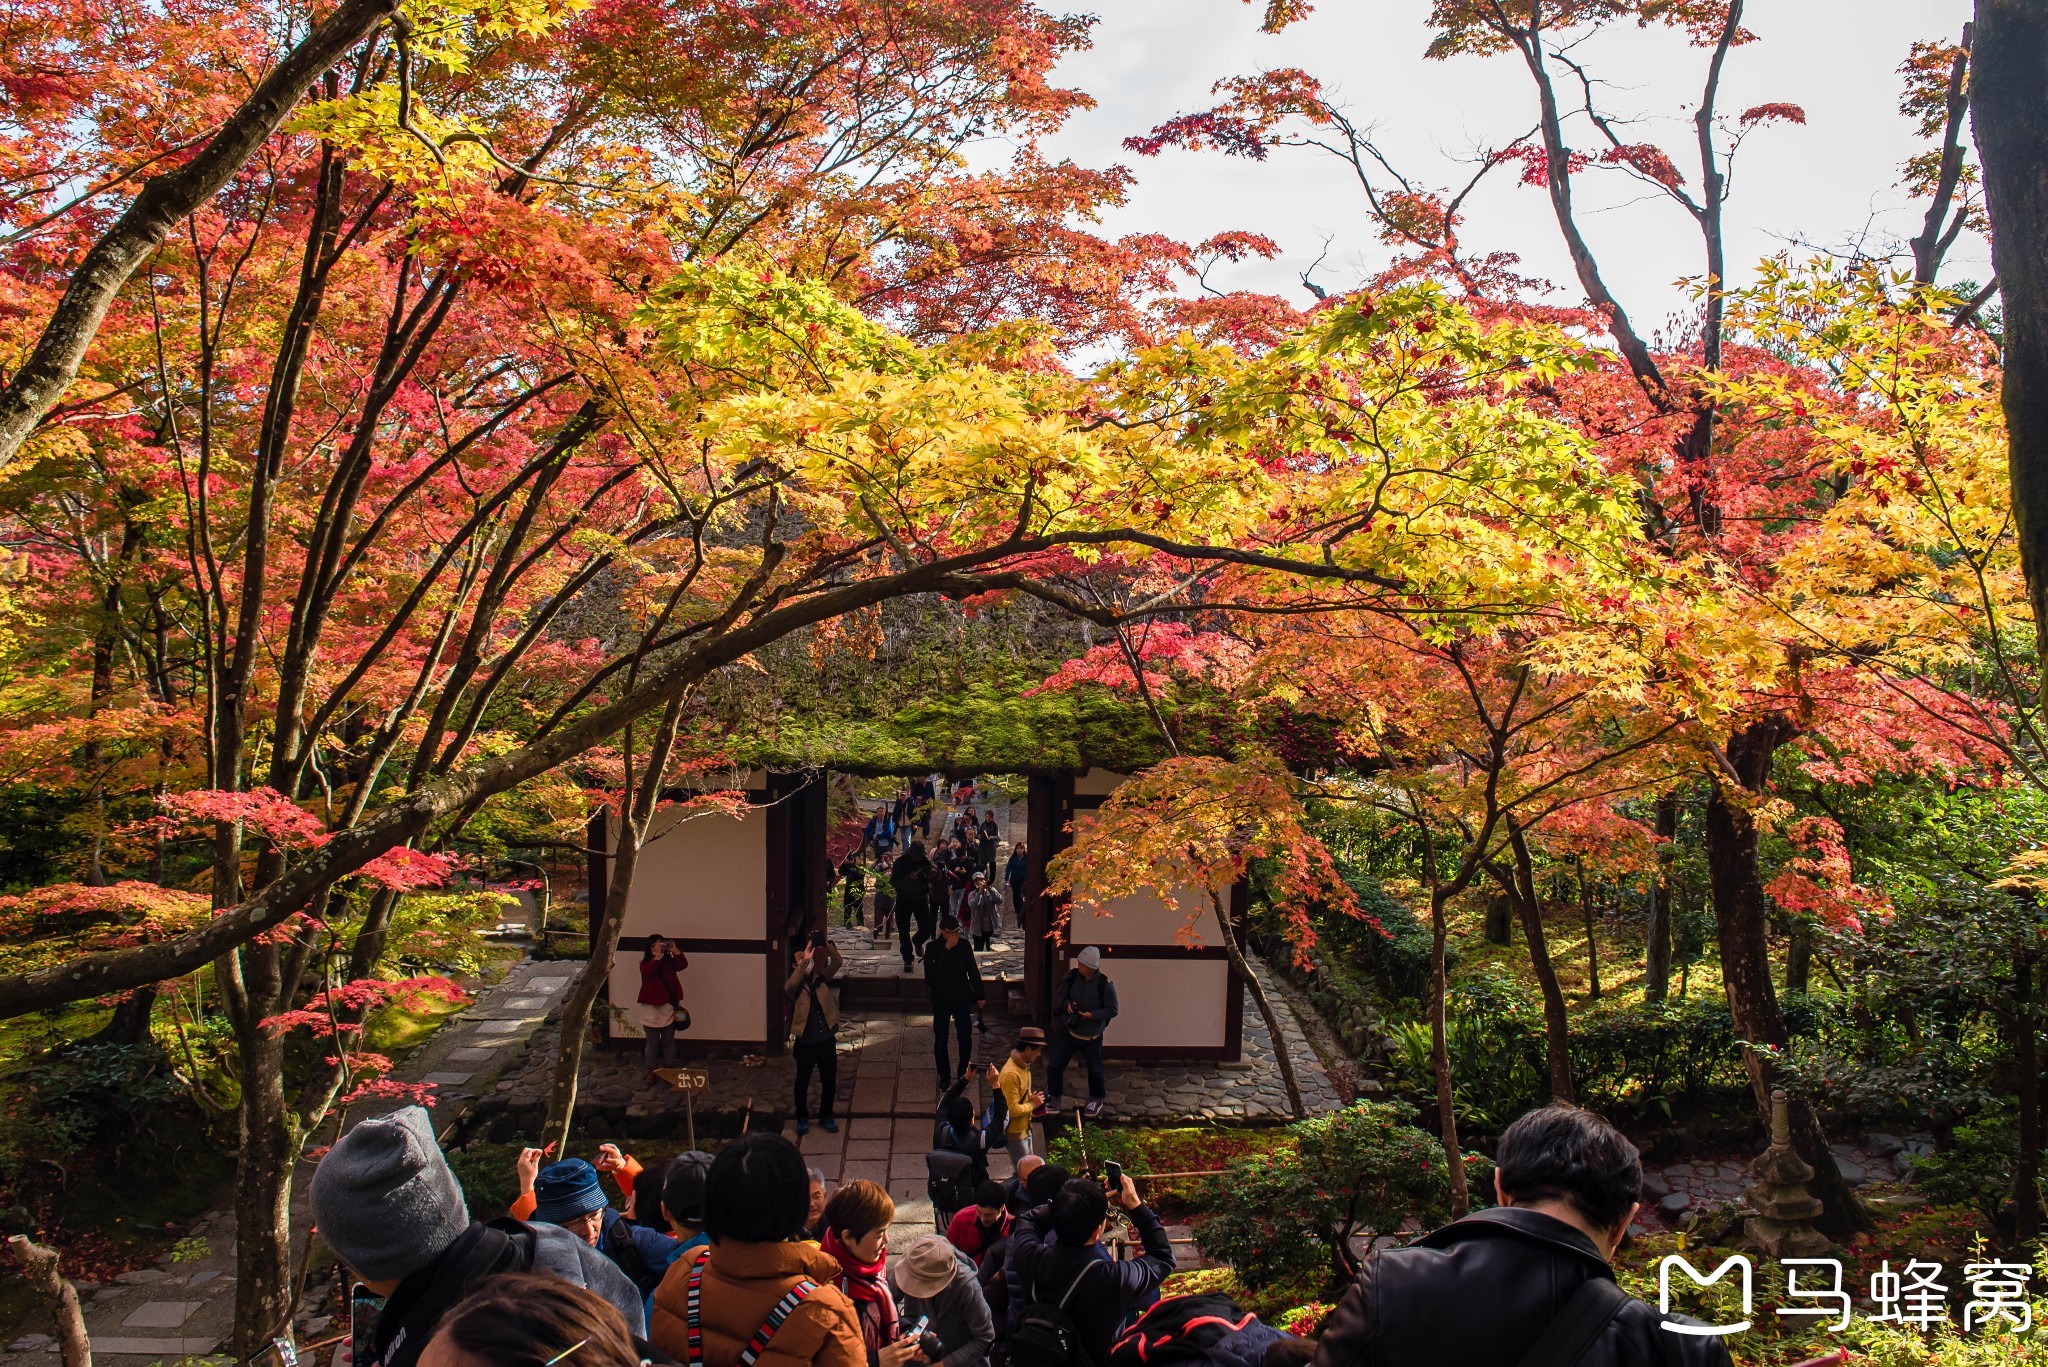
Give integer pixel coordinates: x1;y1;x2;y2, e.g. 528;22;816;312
315;1096;1733;1367
330;786;1733;1366
835;778;1028;963
785;926;1118;1132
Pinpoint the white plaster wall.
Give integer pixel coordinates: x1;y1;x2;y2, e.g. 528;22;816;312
1066;957;1230;1051
1074;767;1125;797
609;802;768;1042
1066;882;1224;948
615;804;764;941
608;950;767;1044
1065;809;1224;947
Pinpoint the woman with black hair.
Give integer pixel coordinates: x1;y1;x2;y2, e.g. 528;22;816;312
647;1134;868;1367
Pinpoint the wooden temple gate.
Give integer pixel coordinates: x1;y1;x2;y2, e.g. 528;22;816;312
591;767;1243;1061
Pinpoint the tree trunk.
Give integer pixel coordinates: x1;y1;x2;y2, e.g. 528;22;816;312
1214;891;1304;1118
544;698;686;1151
1785;920;1812;995
231;1023;297;1359
1429;890;1468;1216
1704;719;1867;1234
1482;892;1514;946
1644;791;1676;1004
545;811;636;1153
87;982;159;1048
1500;828;1574;1105
1579;860;1600;1003
2014;951;2042;1243
1974;0;2048;714
9;1235;91;1367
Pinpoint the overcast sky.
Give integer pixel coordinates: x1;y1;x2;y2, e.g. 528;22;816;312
1030;0;1980;330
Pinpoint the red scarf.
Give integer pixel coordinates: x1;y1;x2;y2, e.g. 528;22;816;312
821;1228;900;1351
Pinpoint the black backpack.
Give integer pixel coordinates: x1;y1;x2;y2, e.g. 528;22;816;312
1108;1295;1280;1367
926;1149;977;1222
1003;1262;1099;1367
603;1215;665;1298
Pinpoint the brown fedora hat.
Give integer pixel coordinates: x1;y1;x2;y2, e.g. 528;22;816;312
1016;1026;1047;1048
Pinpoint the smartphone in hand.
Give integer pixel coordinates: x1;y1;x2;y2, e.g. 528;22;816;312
1103;1160;1122;1188
350;1283;383;1358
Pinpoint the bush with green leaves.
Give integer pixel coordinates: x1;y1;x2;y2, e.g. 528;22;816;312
1194;1100;1452;1295
1384;969;1547;1130
1904;1105;2018;1219
1385;979;1857;1129
0;1041;185;1190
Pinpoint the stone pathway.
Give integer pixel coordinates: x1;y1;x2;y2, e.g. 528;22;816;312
831;925;1026;991
2;958;579;1365
471;954;1335;1143
1634;1134;1926;1230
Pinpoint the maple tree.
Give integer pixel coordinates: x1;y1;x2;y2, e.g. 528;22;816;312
0;112;1652;1360
1045;752;1356;1119
1126;0;2026;1234
0;1;1321;1347
0;0;2039;1342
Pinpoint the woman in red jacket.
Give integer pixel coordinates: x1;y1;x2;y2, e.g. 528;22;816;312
637;935;687;1078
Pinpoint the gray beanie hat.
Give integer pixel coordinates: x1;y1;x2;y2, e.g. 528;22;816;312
311;1105;469;1283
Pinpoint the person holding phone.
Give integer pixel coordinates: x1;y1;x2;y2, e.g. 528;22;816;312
636;935;688;1080
996;1029;1047;1167
788;931;844;1136
313;1107;646;1367
820;1181;923;1367
1046;946;1117;1120
890;1235;994;1367
1010;1173;1174;1367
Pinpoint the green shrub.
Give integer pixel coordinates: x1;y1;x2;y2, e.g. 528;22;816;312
1906;1106;2017;1218
1342;876;1435;1000
0;1042;184;1185
1384;970;1547;1130
1194;1101;1451;1296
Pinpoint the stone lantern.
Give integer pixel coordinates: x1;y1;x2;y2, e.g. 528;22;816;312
1742;1090;1830;1258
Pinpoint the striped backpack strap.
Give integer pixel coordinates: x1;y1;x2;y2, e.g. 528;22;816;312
684;1251;710;1367
736;1279;820;1367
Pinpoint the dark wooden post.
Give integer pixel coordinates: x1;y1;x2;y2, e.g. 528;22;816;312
1024;773;1075;1024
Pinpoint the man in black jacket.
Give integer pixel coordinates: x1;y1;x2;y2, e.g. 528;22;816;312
893;841;934;971
925;914;985;1084
1314;1105;1735;1367
1047;947;1118;1120
1010;1173;1175;1362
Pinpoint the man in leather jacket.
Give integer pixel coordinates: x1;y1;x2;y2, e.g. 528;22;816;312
1314;1106;1735;1367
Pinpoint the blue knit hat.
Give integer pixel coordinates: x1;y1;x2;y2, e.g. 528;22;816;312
532;1158;608;1224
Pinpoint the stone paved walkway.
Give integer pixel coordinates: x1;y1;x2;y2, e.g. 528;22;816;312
1634;1136;1923;1229
471;952;1335;1143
